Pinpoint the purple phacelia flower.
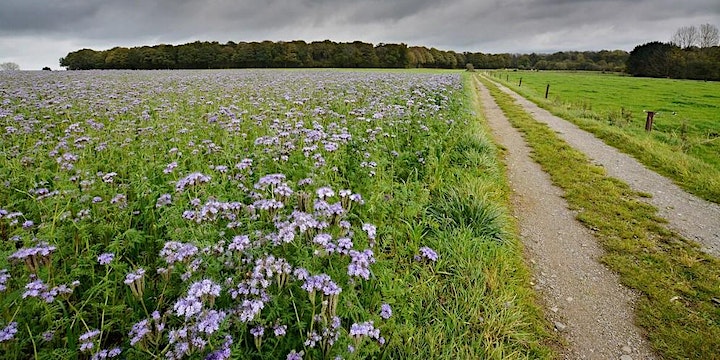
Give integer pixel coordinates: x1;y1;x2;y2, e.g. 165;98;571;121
228;235;251;252
175;172;212;192
124;268;145;285
349;321;381;340
110;194;127;208
250;325;264;338
362;223;377;240
160;241;198;264
349;193;364;204
254;173;286;190
97;252;114;265
129;319;150;346
164;162;178;174
91;347;122;360
380;303;392;319
416;247;438;262
22;277;48;299
286;350;304;360
0;269;9;292
79;329;100;342
273;324;287;337
187;279;221;299
156;193;172;208
102;172;117;183
348;249;375;280
0;322;18;342
205;335;233;360
235;158;253;171
316;186;335;199
196;310;226;334
41;331;54;342
302;274;341;296
173;296;203;319
297;178;313;186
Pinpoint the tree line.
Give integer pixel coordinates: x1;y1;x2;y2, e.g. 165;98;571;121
626;24;720;81
59;40;629;72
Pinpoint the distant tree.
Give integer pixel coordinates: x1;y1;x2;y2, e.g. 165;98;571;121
0;62;20;71
42;66;52;71
699;23;720;48
465;63;475;72
626;42;679;77
60;49;105;70
671;26;699;48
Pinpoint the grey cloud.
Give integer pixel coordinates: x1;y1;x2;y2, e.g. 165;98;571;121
1;0;719;69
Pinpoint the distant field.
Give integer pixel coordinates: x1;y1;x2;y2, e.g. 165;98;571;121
490;70;720;203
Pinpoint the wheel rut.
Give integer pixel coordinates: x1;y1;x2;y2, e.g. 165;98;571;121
474;77;657;359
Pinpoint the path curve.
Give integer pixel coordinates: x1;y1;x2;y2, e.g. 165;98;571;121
474;78;657;359
492;79;720;257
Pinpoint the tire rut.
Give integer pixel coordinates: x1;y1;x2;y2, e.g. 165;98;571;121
474;77;657;360
493;79;720;257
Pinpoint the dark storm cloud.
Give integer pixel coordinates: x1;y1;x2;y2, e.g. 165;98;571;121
1;0;719;69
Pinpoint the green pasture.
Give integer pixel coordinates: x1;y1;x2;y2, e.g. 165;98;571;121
490;70;720;203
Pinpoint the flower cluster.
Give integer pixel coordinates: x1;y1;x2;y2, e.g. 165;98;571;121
9;242;56;272
0;322;18;343
416;246;439;262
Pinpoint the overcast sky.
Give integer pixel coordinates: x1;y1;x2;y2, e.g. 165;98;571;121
1;0;719;70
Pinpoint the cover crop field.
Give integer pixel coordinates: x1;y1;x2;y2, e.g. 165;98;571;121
0;70;550;359
492;70;720;202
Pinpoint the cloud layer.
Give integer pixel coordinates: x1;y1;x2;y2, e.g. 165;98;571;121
1;0;719;69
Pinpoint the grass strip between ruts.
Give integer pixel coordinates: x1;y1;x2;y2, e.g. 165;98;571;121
478;75;720;360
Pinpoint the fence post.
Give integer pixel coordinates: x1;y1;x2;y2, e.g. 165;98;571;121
645;111;655;132
545;84;550;99
519;78;522;87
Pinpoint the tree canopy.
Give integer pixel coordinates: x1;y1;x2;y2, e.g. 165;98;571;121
60;40;628;72
626;41;720;81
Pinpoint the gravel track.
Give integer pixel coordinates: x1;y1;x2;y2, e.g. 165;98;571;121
493;80;720;257
475;77;657;359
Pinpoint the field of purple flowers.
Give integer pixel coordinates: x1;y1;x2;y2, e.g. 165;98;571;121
0;70;551;359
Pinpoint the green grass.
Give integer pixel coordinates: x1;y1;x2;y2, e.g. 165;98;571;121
379;73;556;358
478;74;720;359
488;70;720;203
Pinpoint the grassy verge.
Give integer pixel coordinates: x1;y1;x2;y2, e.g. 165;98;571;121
478;75;720;359
381;73;555;358
487;70;720;204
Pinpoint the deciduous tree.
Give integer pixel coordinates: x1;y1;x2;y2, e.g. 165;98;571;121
671;26;698;48
699;23;720;48
0;62;20;71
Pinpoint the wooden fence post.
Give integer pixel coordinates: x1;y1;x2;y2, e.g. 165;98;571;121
545;84;550;99
645;111;655;132
519;78;522;87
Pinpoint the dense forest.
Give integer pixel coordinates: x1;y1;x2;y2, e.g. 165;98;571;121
59;40;629;72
